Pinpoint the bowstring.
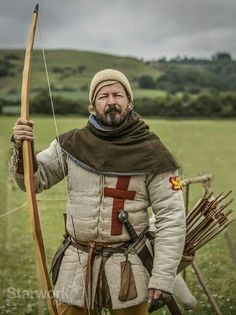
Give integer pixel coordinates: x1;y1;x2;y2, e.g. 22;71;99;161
38;23;68;195
0;202;27;218
38;21;91;315
0;199;67;219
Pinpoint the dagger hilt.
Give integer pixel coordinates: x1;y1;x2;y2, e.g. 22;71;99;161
118;210;138;241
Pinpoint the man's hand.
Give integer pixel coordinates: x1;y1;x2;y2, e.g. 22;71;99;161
148;288;172;313
148;288;162;302
12;118;34;148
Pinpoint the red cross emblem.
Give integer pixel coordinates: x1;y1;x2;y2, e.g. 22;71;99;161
104;177;136;235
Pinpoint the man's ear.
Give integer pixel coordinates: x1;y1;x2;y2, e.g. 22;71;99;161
88;104;96;115
128;101;134;111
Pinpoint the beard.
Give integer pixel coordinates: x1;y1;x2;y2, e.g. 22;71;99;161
95;104;130;127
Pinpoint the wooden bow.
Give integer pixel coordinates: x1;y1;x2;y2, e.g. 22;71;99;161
21;4;58;315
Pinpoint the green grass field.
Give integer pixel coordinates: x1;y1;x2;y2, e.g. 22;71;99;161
0;116;235;314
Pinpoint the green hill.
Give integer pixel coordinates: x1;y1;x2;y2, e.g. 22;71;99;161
1;49;235;102
0;49;163;102
1;49;235;117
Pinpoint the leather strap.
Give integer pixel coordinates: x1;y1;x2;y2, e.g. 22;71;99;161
70;237;129;315
71;240;128;255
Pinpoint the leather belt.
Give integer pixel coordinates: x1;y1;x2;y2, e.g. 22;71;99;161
71;237;129;256
70;237;130;315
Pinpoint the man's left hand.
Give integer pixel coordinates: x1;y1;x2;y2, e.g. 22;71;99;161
148;288;162;302
148;288;171;313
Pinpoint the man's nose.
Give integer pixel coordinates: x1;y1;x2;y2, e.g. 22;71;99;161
107;94;116;105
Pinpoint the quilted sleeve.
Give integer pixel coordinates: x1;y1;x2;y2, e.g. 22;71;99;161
10;139;68;193
147;170;186;293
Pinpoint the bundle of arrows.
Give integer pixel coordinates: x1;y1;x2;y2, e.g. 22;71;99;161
184;191;234;256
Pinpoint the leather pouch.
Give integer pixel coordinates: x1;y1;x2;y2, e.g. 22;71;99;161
118;260;137;301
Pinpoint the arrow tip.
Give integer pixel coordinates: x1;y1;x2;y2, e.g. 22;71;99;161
33;3;39;14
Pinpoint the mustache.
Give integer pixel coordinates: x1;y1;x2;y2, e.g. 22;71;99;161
105;105;121;114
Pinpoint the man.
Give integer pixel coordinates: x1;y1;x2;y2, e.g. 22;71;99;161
10;69;186;315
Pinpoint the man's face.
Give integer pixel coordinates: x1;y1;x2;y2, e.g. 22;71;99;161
92;83;132;126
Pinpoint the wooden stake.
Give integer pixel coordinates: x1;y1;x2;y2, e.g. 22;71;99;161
192;261;222;315
224;229;236;269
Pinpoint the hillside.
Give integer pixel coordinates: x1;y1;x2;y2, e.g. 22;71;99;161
1;49;236;103
1;49;236;117
0;49;163;102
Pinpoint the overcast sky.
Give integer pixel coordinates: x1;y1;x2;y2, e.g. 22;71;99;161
0;0;235;60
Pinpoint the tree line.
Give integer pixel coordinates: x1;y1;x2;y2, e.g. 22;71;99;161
1;90;235;117
138;62;236;94
134;92;236;117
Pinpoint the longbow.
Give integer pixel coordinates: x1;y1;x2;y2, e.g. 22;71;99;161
21;4;58;315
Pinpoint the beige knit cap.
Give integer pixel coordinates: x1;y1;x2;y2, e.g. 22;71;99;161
89;69;133;104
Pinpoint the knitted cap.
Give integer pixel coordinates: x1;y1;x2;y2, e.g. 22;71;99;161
89;69;133;104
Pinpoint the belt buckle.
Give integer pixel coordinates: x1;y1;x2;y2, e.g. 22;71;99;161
94;246;103;255
101;250;111;257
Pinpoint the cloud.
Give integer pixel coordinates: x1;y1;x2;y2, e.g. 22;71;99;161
0;0;235;59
